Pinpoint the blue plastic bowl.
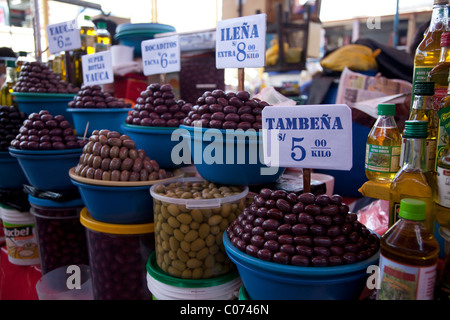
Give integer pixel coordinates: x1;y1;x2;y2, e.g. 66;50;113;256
223;231;380;300
68;108;132;136
8;147;82;191
70;179;155;224
180;125;285;185
0;151;28;189
12;92;76;123
121;123;184;169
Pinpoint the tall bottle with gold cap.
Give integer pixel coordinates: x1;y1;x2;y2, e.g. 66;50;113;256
412;0;449;108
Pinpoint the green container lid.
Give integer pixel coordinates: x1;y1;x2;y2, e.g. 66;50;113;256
403;120;428;139
398;198;426;221
413;82;434;96
377;104;396;116
97;21;107;30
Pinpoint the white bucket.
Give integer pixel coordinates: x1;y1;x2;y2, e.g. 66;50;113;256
111;45;134;66
0;204;40;266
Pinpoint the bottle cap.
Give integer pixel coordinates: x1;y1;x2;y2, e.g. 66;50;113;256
6;60;15;68
441;32;450;47
413;81;435;96
97;22;107;29
403;120;428;139
18;51;27;57
377;104;396;116
84;15;91;21
398;198;426;221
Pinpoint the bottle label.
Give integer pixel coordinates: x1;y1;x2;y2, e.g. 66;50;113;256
3;221;39;261
377;254;436;300
432;87;447;111
437;166;450;208
365;144;400;173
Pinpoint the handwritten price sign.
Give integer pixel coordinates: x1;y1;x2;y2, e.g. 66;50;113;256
141;35;180;75
216;14;266;69
46;20;81;54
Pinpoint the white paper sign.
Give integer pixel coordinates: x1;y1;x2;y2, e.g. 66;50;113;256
81;51;114;85
46;20;81;54
215;14;266;69
141;35;180;75
262;104;353;170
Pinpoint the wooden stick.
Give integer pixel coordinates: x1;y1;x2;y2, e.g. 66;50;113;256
83;122;89;141
237;68;244;91
303;168;311;193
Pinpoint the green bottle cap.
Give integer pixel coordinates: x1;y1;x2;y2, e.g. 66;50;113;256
6;60;15;68
403;120;428;139
18;51;27;57
377;104;396;116
413;82;434;96
398;198;426;221
84;15;91;21
97;22;106;29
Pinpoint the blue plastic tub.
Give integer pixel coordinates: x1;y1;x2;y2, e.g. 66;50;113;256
70;179;155;224
223;231;380;300
121;123;184;169
68;108;132;136
8;147;82;191
12;92;76;123
180;125;285;185
0;151;28;189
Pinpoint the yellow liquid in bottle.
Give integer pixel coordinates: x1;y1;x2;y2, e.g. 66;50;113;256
80;26;96;54
365;125;402;182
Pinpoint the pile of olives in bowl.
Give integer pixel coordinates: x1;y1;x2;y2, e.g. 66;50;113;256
68;85;131;109
227;189;380;267
13;61;79;94
10;110;85;150
125;83;193;127
0;105;27;151
182;89;270;130
73;129;173;182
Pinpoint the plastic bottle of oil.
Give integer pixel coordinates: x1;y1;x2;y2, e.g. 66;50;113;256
15;51;28;74
412;0;449;110
365;103;402;183
1;60;17;106
389;120;436;233
378;198;439;300
79;15;96;55
405;82;438;173
94;21;111;53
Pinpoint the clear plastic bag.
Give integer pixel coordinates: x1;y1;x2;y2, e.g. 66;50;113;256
356;199;389;236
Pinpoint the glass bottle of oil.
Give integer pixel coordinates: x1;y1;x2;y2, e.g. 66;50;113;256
79;15;96;55
378;198;439;300
406;82;438;174
389;120;436;233
411;0;449;110
428;31;450;111
15;51;28;74
94;21;111;53
436;122;450;229
365;103;402;183
1;60;17;106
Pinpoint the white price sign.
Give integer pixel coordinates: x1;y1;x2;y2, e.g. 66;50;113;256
215;14;266;69
262;104;353;170
46;20;81;54
81;51;114;85
141;35;180;75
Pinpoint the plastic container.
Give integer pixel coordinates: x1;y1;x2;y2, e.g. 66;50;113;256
68;108;132;136
11;92;76;123
35;264;93;300
146;252;241;300
121;123;184;169
115;23;176;57
0;203;40;266
9;147;82;191
150;177;248;279
80;208;155;300
180;125;285;185
0;151;28;189
28;195;89;275
111;45;134;66
223;231;380;300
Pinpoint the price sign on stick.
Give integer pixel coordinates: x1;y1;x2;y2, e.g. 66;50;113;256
262;104;353;170
141;35;181;75
215;14;266;69
47;20;81;54
81;51;114;85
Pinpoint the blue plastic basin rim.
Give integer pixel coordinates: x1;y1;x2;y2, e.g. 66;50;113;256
28;194;84;208
9;147;83;157
223;231;380;278
71;179;152;191
121;123;179;134
67;108;132;113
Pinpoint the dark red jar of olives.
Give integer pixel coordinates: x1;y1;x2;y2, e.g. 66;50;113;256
28;195;88;275
80;208;155;300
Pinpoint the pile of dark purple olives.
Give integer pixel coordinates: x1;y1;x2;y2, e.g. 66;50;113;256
125;83;193;127
227;189;380;267
68;85;131;109
0;105;27;151
10;110;85;150
182;89;269;130
12;61;79;94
